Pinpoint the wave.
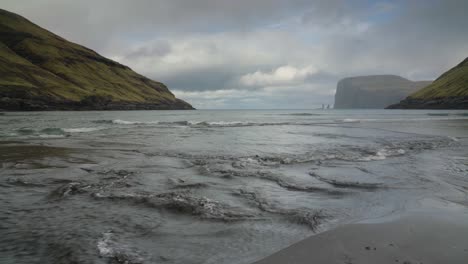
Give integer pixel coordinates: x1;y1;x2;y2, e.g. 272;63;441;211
16;128;36;135
191;138;453;186
9;127;68;138
97;232;146;264
48;182;90;199
235;147;406;166
341;119;361;123
48;168;141;200
235;189;326;230
280;113;323;116
93;119;160;125
92;119;114;124
167;178;210;189
89;119;338;128
5;178;46;187
39;128;65;135
63;127;105;133
91;114;468;129
93;190;255;221
5;126;105;138
309;172;385;190
358;147;406;161
113;119;160;125
210;168;346;195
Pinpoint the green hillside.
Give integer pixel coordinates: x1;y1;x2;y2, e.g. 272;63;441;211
0;9;193;110
388;57;468;109
409;57;468;99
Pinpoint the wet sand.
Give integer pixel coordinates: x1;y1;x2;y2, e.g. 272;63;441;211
0;143;72;162
253;212;468;264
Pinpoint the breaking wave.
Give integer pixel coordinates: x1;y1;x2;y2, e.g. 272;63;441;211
309;172;385;190
97;232;146;264
91;116;468;129
48;182;91;199
4;126;105;138
93;190;255;221
63;127;106;133
89;119;369;128
280;113;323;116
235;189;326;230
230;147;406;166
9;127;68;138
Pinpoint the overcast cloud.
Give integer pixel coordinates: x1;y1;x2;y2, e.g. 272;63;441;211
3;0;468;108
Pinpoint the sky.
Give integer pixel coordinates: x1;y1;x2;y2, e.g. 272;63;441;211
2;0;468;109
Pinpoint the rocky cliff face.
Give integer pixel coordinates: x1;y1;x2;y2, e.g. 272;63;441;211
388;57;468;109
0;9;193;111
334;75;431;109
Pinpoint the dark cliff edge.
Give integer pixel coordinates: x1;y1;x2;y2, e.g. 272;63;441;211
0;9;194;111
386;97;468;109
388;57;468;109
334;75;431;109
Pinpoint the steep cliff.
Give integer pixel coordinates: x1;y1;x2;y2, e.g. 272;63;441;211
388;58;468;109
334;75;431;109
0;9;193;110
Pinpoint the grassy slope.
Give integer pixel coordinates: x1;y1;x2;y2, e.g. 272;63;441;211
409;57;468;99
0;9;191;107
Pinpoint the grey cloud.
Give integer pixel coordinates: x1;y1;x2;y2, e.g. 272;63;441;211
123;41;172;60
154;68;236;92
2;0;318;50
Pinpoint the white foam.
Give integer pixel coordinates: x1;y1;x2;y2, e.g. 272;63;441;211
37;134;66;138
112;119;161;125
112;119;140;125
208;121;248;126
342;119;361;123
63;127;105;133
187;121;239;126
361;148;406;161
97;232;114;257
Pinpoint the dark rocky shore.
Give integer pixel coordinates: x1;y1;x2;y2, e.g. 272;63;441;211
387;96;468;109
0;95;194;111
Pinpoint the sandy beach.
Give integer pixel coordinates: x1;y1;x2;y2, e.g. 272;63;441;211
253;211;468;264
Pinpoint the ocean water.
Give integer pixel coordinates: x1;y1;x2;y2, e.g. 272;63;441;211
1;109;468;264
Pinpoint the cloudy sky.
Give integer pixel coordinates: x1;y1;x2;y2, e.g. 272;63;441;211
3;0;468;109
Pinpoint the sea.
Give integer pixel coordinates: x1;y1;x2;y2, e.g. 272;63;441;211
1;109;468;264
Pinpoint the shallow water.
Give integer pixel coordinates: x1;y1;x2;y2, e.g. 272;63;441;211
1;109;468;264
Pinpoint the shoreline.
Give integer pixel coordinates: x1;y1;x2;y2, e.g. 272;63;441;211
252;211;468;264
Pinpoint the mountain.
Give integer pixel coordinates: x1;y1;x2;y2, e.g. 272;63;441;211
334;75;431;109
388;58;468;109
0;9;193;110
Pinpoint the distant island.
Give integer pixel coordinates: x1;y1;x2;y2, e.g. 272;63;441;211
388;57;468;109
0;9;193;111
334;75;431;109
